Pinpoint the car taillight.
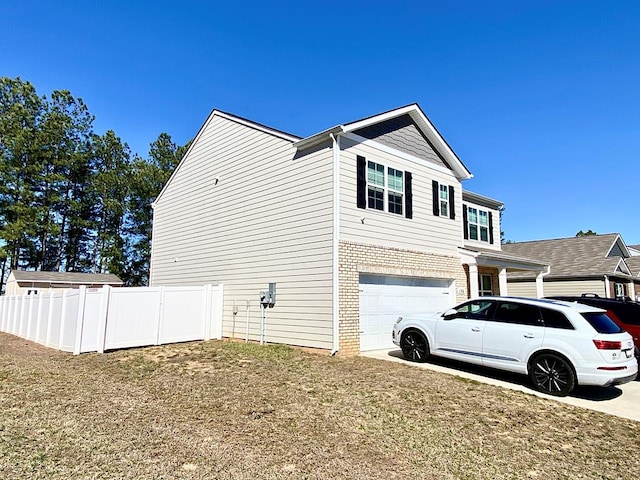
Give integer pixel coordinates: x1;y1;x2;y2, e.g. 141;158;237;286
593;339;622;350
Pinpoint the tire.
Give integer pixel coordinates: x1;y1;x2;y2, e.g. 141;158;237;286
529;353;576;396
400;330;430;363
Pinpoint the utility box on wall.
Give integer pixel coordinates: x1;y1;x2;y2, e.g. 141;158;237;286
260;283;276;307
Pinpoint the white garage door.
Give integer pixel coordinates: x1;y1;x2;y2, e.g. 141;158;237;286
359;275;455;351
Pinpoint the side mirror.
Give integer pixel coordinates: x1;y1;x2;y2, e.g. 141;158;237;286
442;308;458;320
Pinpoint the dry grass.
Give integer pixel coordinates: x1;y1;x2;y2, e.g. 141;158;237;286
1;332;638;480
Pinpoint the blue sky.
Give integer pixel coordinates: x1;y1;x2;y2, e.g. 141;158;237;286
2;1;639;244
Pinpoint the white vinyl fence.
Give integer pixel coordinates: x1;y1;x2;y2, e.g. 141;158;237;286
0;284;223;354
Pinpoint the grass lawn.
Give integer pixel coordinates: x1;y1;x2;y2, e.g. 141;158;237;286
1;332;638;480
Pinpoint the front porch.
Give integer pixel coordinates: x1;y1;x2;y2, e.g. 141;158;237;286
459;247;550;298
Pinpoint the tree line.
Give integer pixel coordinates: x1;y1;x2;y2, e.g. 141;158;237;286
0;77;189;291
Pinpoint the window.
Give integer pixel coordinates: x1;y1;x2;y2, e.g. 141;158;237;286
357;156;412;218
540;308;574;330
467;207;490;242
493;301;541;326
614;283;626;298
366;161;403;215
455;299;496;320
439;184;449;217
479;274;492;296
367;161;384;211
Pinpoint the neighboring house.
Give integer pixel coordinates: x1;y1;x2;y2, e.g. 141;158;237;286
5;270;123;296
502;234;640;300
627;244;640;256
149;104;547;354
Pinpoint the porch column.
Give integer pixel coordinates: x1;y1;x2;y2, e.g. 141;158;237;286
468;264;479;298
535;272;545;298
628;281;634;300
498;268;508;296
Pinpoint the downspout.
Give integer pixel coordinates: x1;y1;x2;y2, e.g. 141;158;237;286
148;201;157;287
330;133;340;356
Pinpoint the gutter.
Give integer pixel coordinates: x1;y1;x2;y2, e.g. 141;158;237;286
330;132;340;356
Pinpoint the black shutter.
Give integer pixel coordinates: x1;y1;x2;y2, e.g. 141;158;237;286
405;171;412;219
448;185;455;220
357;155;366;209
432;180;439;216
463;204;469;240
489;212;494;244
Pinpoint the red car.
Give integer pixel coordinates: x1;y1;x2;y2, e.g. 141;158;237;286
547;295;640;354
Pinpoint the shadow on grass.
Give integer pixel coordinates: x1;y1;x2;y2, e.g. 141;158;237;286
385;349;623;402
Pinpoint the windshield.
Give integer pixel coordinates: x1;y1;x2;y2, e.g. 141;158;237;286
581;313;624;334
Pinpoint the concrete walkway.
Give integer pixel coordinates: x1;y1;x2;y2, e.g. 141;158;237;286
361;348;640;422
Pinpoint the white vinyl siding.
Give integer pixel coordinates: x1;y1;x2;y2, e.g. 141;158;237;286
340;136;462;256
506;279;606;298
150;115;335;349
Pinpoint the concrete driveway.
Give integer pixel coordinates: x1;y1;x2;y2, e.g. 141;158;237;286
362;348;640;422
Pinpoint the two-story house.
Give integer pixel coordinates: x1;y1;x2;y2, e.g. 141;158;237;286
149;104;547;355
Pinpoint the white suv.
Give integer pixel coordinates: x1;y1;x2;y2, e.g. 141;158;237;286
392;297;638;396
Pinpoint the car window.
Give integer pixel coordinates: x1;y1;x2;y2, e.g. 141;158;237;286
540;308;574;330
610;304;640;326
581;313;625;334
455;300;495;320
493;302;541;326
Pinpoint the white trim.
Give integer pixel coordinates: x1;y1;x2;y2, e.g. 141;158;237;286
331;133;340;355
614;257;631;275
606;235;631;258
343;132;457;177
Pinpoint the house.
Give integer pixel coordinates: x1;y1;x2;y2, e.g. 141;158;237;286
5;270;123;296
502;234;640;300
149;104;547;354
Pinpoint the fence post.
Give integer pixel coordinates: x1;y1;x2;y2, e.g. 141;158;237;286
35;292;46;345
73;286;88;355
58;289;72;351
26;294;36;340
155;286;165;345
204;284;213;341
18;295;26;338
96;285;111;353
0;296;4;332
45;293;56;347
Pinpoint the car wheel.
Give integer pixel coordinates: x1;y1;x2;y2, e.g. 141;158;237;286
529;353;576;396
400;330;430;363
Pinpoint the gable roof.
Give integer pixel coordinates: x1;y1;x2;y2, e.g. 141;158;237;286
294;104;473;180
155;104;473;206
625;257;640;277
10;270;123;285
502;233;632;279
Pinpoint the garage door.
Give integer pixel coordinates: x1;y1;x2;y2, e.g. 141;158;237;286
359;275;455;351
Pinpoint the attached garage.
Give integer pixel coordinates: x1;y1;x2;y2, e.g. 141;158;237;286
358;274;455;351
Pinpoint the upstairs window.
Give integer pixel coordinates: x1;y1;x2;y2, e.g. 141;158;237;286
432;180;455;220
367;161;385;211
464;205;494;244
439;184;449;217
358;156;412;218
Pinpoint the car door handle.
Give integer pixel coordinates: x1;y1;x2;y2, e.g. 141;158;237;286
471;327;481;332
524;333;535;339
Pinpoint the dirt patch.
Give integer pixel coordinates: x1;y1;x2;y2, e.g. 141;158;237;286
1;333;638;479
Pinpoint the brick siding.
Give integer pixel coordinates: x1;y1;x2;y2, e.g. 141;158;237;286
338;241;468;355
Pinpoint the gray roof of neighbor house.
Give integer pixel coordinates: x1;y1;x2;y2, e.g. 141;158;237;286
502;233;632;280
11;270;123;285
624;257;640;277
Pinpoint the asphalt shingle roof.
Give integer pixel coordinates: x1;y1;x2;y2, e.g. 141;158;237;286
501;233;628;279
11;270;123;285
